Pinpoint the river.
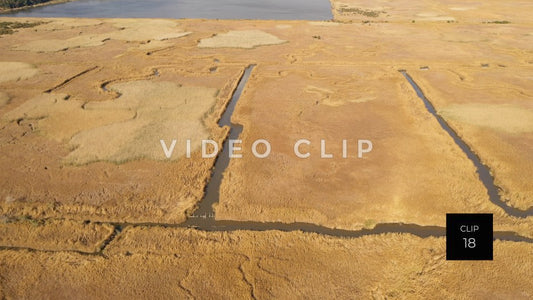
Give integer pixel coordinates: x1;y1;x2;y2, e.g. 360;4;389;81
5;0;333;20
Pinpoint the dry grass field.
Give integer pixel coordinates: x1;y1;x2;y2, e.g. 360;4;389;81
0;0;532;297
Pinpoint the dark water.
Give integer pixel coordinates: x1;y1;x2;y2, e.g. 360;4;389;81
176;66;533;244
5;0;333;20
184;65;254;227
3;66;531;254
400;71;533;218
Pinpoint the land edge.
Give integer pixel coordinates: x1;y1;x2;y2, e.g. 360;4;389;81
0;0;75;13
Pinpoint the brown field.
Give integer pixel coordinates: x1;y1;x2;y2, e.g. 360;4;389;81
410;67;533;211
216;63;530;234
0;218;113;253
0;228;532;299
0;0;532;297
331;0;532;24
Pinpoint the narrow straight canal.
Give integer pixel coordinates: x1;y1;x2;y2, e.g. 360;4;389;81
400;70;533;218
2;65;532;259
178;65;532;244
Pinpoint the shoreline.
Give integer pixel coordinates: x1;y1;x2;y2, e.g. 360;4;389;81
0;0;76;14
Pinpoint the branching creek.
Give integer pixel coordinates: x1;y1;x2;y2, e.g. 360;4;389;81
175;66;532;244
3;66;532;257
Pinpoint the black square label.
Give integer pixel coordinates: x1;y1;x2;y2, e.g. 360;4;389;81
446;213;493;260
